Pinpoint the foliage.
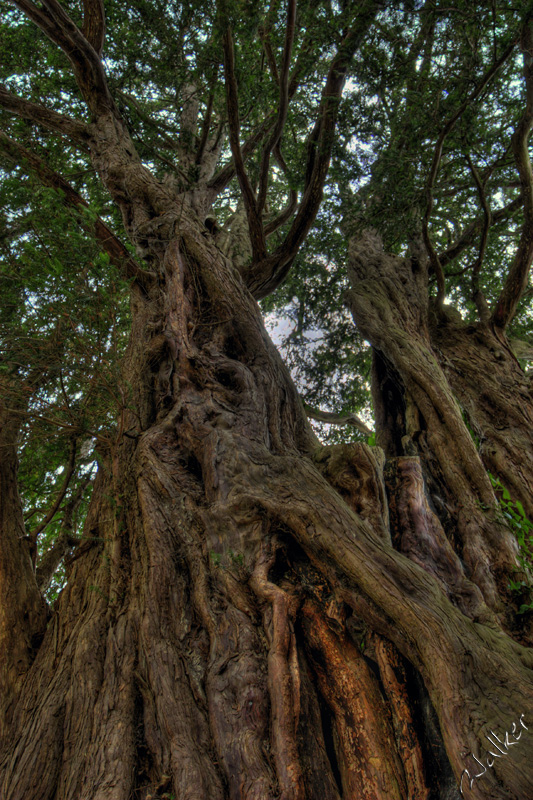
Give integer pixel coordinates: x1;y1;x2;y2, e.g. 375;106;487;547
489;472;533;613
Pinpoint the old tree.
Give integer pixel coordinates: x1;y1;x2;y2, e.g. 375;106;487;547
2;0;533;797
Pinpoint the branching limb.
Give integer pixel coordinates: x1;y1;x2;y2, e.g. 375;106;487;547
465;153;492;322
438;196;522;268
36;474;93;592
422;39;516;308
257;0;296;217
28;439;78;567
195;85;215;166
492;21;533;329
12;0;115;115
303;402;373;437
0;84;90;144
258;5;280;86
207;113;276;194
247;0;381;300
222;24;267;260
264;143;298;236
0;131;156;292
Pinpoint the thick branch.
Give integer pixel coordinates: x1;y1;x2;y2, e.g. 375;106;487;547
81;0;105;55
13;0;115;115
0;84;90;144
0;403;48;716
492;21;533;329
0;131;156;292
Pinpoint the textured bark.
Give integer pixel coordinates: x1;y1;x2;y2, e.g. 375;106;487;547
429;311;533;521
0;404;48;735
344;231;520;614
1;50;533;796
2;200;533;800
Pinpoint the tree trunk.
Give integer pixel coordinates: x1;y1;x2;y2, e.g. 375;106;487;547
428;310;533;522
2;175;533;799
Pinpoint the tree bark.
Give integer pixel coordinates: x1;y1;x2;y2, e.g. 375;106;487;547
1;200;533;799
429;311;533;522
344;232;522;615
0;402;49;737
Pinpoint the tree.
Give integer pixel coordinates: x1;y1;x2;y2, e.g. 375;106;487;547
1;0;533;798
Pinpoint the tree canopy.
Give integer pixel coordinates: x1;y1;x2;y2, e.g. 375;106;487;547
1;2;533;799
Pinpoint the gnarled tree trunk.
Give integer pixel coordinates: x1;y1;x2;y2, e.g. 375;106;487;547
2;195;533;800
1;2;533;792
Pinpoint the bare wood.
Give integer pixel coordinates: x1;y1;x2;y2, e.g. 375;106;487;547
303;403;373;437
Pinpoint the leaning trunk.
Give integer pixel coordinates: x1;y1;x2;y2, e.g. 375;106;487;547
1;204;533;800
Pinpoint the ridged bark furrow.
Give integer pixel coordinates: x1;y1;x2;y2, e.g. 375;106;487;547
2;228;533;800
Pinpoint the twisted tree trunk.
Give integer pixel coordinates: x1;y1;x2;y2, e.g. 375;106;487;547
2;196;533;800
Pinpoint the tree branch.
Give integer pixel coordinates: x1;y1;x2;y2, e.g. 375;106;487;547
195;85;215;165
247;0;381;300
0;130;156;293
257;0;296;217
13;0;115;115
422;39;516;308
264;143;298;236
303;403;373;437
222;24;267;260
207;113;276;194
0;84;90;144
492;21;533;329
438;196;522;268
81;0;105;55
28;439;77;559
36;474;92;592
465;153;491;322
